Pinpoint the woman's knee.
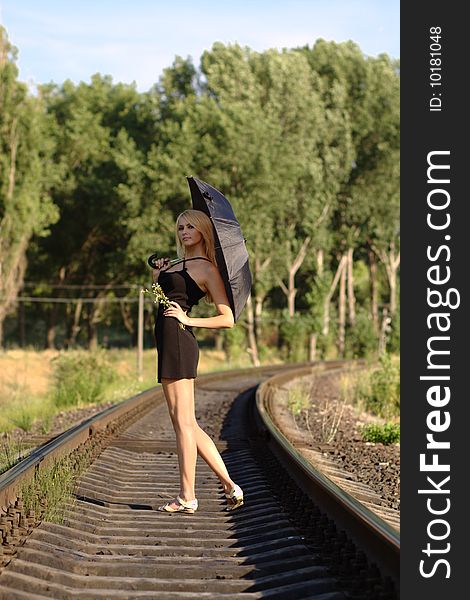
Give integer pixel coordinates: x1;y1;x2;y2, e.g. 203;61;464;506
173;414;197;434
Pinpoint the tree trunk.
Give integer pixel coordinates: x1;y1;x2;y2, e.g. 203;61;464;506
254;293;264;342
322;255;347;337
368;248;379;332
46;303;60;349
245;294;260;366
287;270;296;318
67;299;83;348
389;266;398;315
120;300;134;334
277;236;311;318
317;249;324;277
374;241;400;316
0;118;20;349
309;333;317;362
46;268;66;349
253;255;270;340
378;307;392;355
347;247;356;326
87;299;104;350
0;239;27;349
18;301;25;347
215;332;224;352
338;257;347;356
88;323;98;350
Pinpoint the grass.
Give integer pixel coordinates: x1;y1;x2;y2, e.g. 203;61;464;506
20;449;87;524
0;346;276;436
339;353;400;420
0;434;34;475
361;422;400;444
339;353;400;445
0;345;275;519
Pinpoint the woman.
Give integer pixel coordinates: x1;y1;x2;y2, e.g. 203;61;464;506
152;208;244;514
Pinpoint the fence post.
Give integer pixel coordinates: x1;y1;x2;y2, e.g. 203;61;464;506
137;289;144;381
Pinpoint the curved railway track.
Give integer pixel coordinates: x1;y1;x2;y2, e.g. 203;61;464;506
0;361;399;599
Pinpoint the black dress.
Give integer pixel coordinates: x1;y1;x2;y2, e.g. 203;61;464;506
154;257;211;383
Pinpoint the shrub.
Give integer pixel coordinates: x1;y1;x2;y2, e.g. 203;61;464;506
339;354;400;419
366;353;400;418
279;313;309;363
361;422;400;444
344;307;379;359
222;323;247;364
52;350;116;409
287;381;310;417
8;404;35;432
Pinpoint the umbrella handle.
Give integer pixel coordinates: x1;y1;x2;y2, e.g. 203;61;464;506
147;254;182;269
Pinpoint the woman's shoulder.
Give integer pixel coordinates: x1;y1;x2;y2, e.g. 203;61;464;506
186;256;216;279
203;259;218;274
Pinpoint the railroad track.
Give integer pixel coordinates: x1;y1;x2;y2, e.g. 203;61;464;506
0;361;399;599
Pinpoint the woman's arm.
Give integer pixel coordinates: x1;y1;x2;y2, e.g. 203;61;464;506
163;263;234;329
185;307;234;329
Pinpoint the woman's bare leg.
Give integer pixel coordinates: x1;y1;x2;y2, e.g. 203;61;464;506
194;425;236;492
161;378;198;503
162;378;237;503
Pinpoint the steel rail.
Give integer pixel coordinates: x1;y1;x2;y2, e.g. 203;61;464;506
0;361;309;511
0;360;399;598
254;362;400;590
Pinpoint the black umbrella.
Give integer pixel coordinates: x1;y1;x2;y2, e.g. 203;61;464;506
186;176;252;322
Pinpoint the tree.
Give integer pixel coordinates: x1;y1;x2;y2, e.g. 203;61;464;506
0;27;58;346
29;75;159;347
304;42;399;355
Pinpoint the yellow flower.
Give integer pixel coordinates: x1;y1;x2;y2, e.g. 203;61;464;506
143;284;185;329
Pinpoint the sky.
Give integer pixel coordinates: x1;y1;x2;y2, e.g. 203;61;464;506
0;0;399;93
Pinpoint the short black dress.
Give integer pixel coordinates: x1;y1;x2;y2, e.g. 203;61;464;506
154;257;211;383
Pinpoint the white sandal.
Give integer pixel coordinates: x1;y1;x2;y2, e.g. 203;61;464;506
225;484;244;511
157;495;198;514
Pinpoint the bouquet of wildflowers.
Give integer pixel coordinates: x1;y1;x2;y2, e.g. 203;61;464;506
143;283;186;329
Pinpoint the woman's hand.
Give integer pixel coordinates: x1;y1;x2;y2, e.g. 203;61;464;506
163;301;190;326
152;257;170;282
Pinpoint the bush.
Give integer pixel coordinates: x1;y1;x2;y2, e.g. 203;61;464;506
340;354;400;419
387;309;400;354
344;307;379;359
366;353;400;418
361;422;400;444
279;313;309;363
286;381;310;417
222;323;247;364
52;351;116;409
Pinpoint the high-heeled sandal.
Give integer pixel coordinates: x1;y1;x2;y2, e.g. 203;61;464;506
157;495;198;513
225;484;244;511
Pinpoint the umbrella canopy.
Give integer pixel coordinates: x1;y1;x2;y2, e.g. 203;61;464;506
187;176;252;322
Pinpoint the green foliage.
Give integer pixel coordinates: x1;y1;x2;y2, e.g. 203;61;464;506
52;351;116;408
339;354;400;419
21;450;87;523
347;354;400;418
222;324;247;363
0;436;31;474
2;34;399;356
279;313;309;362
361;422;400;445
367;353;400;417
1;27;59;343
344;306;379;358
7;404;34;432
387;308;400;354
286;381;310;416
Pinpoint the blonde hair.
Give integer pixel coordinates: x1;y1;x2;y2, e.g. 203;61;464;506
176;209;216;262
175;209;217;303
